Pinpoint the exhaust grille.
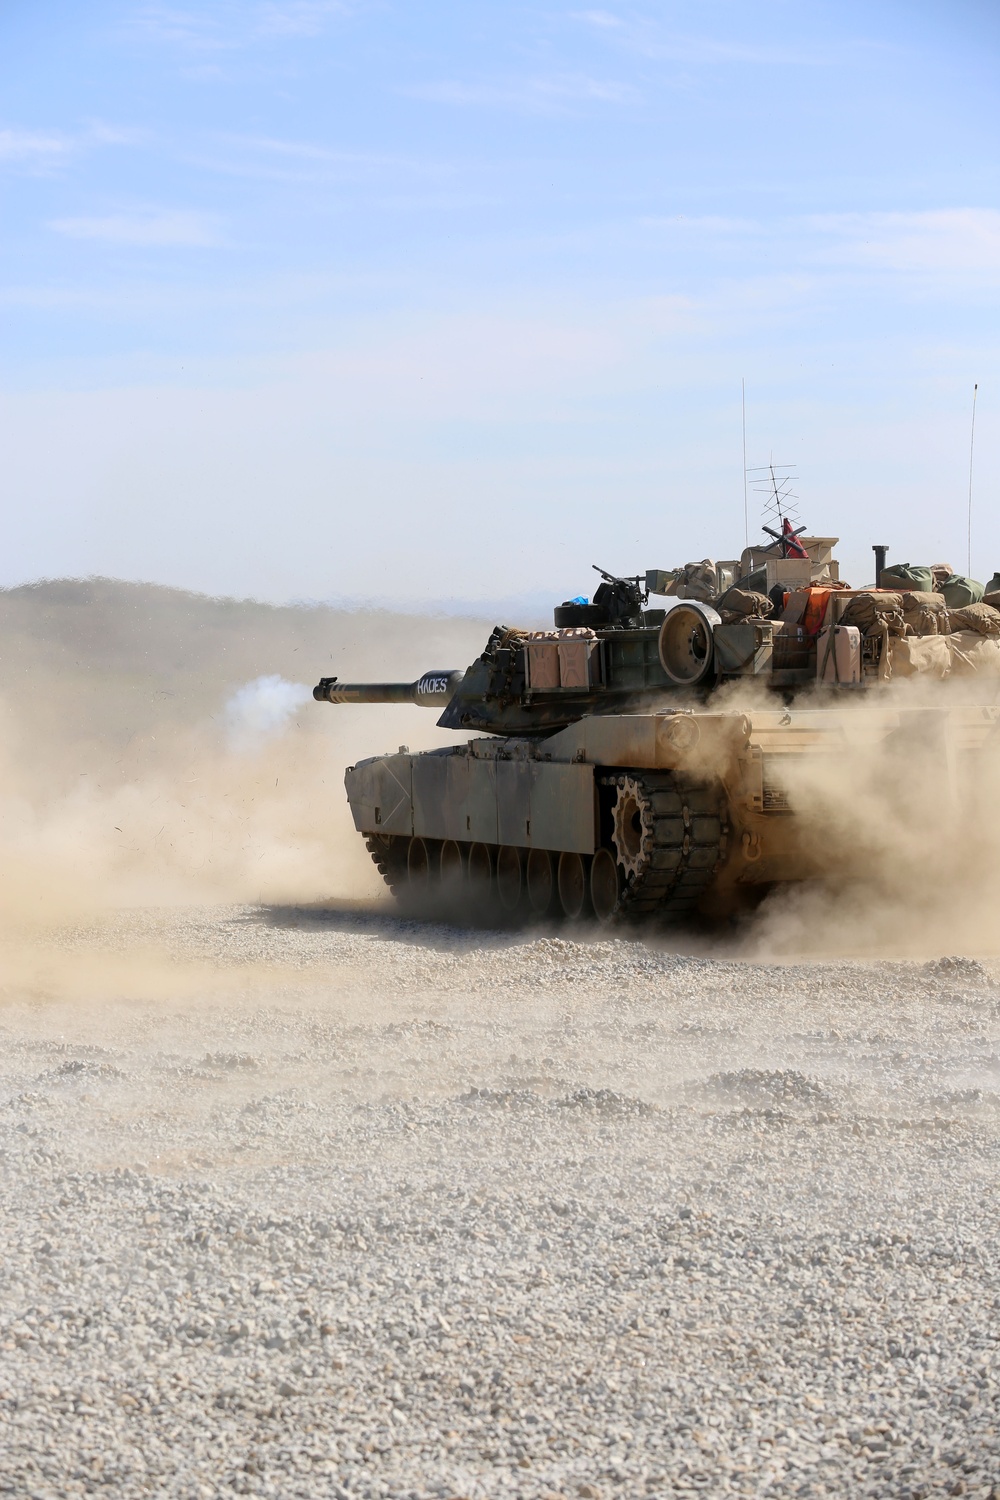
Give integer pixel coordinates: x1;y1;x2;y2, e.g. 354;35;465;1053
761;761;794;813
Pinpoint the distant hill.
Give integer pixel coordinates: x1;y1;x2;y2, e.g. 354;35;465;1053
0;578;494;794
0;579;506;910
0;576;492;728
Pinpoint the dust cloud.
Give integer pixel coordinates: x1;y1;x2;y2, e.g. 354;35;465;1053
0;578;489;931
2;577;1000;961
713;668;1000;960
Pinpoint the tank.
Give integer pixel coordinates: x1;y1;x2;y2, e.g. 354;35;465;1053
314;534;1000;925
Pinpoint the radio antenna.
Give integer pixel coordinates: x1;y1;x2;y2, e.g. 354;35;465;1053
747;460;799;536
741;378;748;548
968;382;978;576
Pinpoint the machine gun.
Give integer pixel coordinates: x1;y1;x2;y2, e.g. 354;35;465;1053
589;564;648;627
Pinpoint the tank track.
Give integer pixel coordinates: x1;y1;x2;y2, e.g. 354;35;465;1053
363;774;727;924
601;770;727;920
364;834;409;893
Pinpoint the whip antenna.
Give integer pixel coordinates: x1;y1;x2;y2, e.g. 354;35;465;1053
968;382;978;576
742;378;748;548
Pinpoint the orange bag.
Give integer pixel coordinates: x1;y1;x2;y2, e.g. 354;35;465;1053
801;588;833;639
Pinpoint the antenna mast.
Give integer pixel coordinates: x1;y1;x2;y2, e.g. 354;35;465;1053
968;383;978;576
746;460;800;551
741;378;748;548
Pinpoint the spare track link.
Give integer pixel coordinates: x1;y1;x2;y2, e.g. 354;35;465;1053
601;770;727;920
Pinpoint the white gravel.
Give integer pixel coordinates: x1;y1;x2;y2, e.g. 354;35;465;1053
1;905;999;1499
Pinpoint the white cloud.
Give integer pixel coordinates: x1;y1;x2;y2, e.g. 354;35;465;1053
180;132;448;190
631;207;1000;289
229;134;389;163
811;210;1000;276
130;5;226;50
405;73;639;113
0;122;143;174
572;9;624;27
130;1;350;50
639;213;760;236
48;210;222;247
180;63;228;80
0;129;73;165
255;2;349;37
87;122;148;147
220;134;424;171
631;34;828;65
572;10;848;67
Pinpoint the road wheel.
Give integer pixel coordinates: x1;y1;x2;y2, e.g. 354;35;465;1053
526;848;556;918
440;839;464;883
438;840;465;918
466;843;496;925
590;847;620;923
496;846;523;914
557;851;589;920
407;837;431;888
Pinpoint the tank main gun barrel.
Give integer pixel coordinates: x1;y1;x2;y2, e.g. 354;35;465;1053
313;671;464;708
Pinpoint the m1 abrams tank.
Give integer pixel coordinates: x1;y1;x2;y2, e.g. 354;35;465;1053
314;531;1000;925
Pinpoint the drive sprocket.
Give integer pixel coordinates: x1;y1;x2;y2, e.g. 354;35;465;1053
600;770;728;921
611;775;654;880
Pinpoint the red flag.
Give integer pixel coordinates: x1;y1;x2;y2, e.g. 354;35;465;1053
783;517;809;559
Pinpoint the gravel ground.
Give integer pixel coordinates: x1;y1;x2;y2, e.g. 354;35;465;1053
1;904;999;1499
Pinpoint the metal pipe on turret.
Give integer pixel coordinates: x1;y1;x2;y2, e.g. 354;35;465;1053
872;544;889;588
313;671;464;708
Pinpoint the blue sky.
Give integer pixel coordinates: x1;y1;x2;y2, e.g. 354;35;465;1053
1;1;998;606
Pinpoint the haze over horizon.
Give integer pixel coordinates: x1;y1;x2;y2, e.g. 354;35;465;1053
2;1;998;605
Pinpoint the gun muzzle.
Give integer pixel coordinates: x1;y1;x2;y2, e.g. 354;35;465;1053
313;671;464;708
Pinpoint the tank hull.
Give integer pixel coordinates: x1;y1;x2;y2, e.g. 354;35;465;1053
345;704;1000;924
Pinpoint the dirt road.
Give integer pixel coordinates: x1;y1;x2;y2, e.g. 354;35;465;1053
1;904;998;1498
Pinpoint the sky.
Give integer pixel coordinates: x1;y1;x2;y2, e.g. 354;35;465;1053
1;0;998;609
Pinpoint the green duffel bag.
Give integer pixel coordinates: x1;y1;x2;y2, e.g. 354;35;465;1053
881;563;935;593
940;574;985;607
984;572;1000;596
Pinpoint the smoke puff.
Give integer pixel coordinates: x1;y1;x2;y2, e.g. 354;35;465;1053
225;675;311;751
0;582;487;927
